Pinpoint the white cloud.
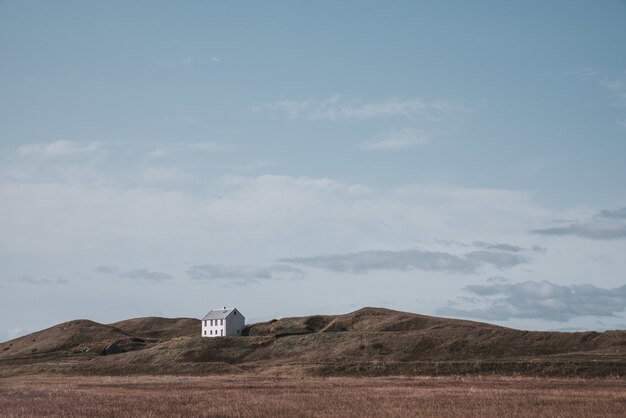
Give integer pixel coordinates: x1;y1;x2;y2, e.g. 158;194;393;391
187;142;229;152
564;70;626;127
211;56;223;63
263;95;467;121
148;148;167;159
17;140;100;158
95;266;174;282
0;172;548;272
139;166;195;183
600;77;626;107
188;264;305;284
360;129;429;151
563;67;599;81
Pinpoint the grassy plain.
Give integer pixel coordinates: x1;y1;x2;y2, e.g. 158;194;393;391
0;375;624;417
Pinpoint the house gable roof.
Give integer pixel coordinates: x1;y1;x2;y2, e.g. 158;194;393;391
202;308;244;320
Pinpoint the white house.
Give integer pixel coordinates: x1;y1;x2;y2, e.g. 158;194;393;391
201;308;245;337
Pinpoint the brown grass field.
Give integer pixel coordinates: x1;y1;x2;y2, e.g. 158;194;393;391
1;309;624;416
0;375;624;417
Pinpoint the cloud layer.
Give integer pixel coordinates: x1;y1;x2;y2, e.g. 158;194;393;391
531;207;626;240
279;248;529;274
13;276;68;285
264;95;466;121
95;266;174;282
360;129;429;151
2;140;624;332
17;140;100;158
188;264;305;284
440;280;626;322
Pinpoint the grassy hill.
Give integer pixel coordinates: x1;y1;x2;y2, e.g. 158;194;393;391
1;308;624;377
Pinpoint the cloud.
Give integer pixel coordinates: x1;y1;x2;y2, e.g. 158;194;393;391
360;129;429;151
188;264;305;284
601;78;626;106
263;95;467;121
472;241;524;252
563;67;599;82
280;249;478;274
439;280;626;322
139;166;195;183
531;222;626;240
186;142;231;152
0;171;547;299
531;207;626;240
464;250;529;269
95;266;174;282
12;276;68;285
17;140;100;158
565;71;626;126
148;148;167;159
473;241;545;253
436;240;545;254
600;77;626;125
211;56;223;63
279;248;530;274
600;207;626;219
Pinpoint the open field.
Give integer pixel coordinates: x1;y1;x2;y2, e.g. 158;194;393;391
0;375;624;417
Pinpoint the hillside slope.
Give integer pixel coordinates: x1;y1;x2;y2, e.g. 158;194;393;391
1;308;624;377
0;317;199;360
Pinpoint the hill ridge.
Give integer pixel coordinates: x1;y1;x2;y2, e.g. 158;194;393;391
1;307;624;377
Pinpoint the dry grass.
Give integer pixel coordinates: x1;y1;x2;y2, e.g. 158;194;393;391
0;375;624;417
2;308;624;379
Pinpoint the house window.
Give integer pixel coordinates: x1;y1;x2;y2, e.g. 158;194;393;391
204;330;206;336
210;330;212;335
234;311;237;315
204;320;207;326
220;319;223;325
210;319;213;326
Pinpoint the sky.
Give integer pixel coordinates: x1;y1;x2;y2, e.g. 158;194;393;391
1;1;626;341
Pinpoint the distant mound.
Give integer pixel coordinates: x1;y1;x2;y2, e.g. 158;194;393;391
0;317;199;361
110;317;199;340
246;307;502;336
1;308;624;378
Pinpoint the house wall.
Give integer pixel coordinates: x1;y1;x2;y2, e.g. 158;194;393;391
201;319;226;337
201;310;245;337
225;312;245;336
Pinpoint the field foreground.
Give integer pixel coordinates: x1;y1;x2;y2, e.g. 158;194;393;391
0;375;624;417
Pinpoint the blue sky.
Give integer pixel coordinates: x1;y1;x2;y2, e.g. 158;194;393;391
1;1;626;341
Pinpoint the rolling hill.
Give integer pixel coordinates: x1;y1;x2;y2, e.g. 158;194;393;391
1;308;624;377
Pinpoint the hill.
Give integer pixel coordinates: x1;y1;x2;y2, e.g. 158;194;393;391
1;308;624;377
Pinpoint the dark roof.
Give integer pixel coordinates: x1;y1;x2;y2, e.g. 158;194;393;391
202;308;244;320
